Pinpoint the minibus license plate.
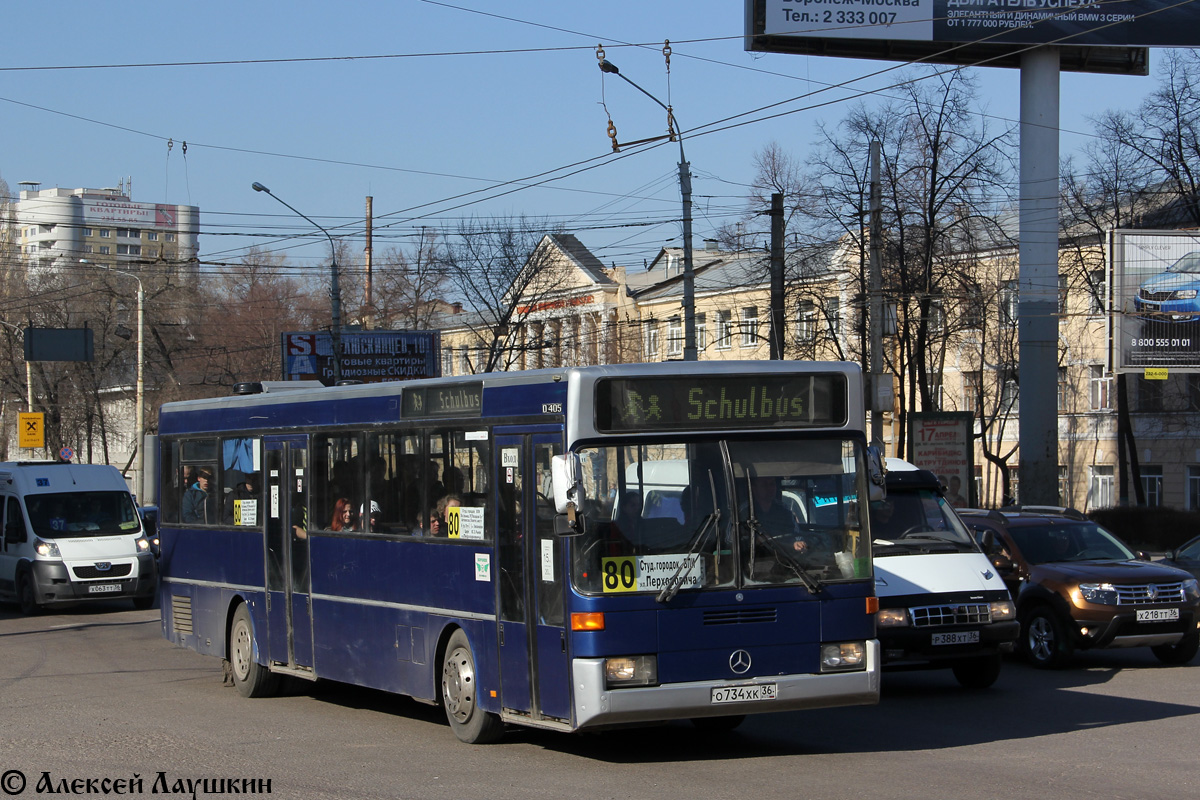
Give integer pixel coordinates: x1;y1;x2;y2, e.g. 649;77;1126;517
711;684;777;704
1137;608;1179;622
88;584;120;594
931;631;980;646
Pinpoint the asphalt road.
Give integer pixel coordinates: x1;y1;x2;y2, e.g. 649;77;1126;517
1;600;1196;800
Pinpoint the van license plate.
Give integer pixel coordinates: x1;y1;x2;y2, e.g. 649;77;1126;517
711;684;777;704
88;584;120;594
1137;608;1179;622
931;631;980;645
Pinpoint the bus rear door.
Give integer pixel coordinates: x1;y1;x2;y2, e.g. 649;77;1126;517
495;432;569;725
264;436;313;671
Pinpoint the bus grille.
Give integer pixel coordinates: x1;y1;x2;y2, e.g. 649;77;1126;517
1116;582;1187;605
171;595;194;635
703;608;778;625
73;563;133;579
911;603;991;627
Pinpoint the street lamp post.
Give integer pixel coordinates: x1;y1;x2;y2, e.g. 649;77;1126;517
598;58;697;361
105;267;144;501
252;182;343;384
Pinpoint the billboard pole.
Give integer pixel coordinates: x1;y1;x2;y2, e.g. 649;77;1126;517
1017;47;1061;506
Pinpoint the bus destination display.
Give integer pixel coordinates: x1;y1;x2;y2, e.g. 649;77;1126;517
595;374;846;432
401;383;483;418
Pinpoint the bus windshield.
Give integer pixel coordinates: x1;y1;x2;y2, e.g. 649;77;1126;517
570;436;872;595
25;491;142;538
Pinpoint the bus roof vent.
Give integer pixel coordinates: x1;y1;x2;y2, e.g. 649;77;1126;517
233;382;263;395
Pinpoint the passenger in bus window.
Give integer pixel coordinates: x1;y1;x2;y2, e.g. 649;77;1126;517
429;495;461;537
327;497;354;531
356;501;382;533
182;468;216;524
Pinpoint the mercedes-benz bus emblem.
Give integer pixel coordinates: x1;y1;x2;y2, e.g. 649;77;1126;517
729;649;751;674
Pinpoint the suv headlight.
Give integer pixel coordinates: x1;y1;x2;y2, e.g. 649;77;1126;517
34;538;62;558
1079;582;1119;605
876;608;909;627
1183;578;1199;601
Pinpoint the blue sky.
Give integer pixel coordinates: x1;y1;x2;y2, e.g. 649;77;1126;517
0;1;1170;275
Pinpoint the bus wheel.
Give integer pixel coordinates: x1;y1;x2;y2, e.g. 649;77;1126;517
17;571;40;616
229;603;280;698
441;629;503;744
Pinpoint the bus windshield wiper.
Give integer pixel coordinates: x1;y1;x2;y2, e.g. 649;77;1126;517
743;474;821;593
657;472;721;604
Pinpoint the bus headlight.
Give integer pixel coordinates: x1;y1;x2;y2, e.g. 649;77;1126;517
605;656;657;688
34;538;62;558
876;608;909;627
990;600;1016;621
821;642;867;672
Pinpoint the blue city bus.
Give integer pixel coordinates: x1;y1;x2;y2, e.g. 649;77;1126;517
156;361;882;743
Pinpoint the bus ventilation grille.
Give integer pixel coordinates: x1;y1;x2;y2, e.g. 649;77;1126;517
703;608;778;625
171;595;194;635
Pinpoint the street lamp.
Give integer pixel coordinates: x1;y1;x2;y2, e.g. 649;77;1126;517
104;266;144;501
252;182;343;383
598;57;697;361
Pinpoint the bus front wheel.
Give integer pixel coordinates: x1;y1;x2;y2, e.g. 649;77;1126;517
228;603;280;698
17;571;40;616
441;629;503;744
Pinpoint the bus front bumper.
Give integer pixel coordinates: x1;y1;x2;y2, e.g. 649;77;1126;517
572;640;880;730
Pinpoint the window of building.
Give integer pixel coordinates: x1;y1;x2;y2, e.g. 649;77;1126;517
116;244;141;256
458;348;470;374
1058;465;1069;506
166;233;176;242
928;298;945;336
926;373;943;411
1188;466;1200;511
716;311;732;350
1058;273;1069;315
1007;466;1020;505
695;313;706;352
1000;279;1019;324
117;228;141;239
825;296;841;337
1058;367;1069;411
797;300;817;341
1089;365;1112;410
99;246;110;255
1140;465;1163;507
1088;269;1106;315
963;371;981;412
1137;377;1164;412
83;245;93;254
666;317;682;357
962;283;984;329
99;229;111;238
740;307;759;348
82;227;93;237
1000;374;1019;413
645;325;660;359
442;349;454;377
146;231;158;241
1088;464;1115;510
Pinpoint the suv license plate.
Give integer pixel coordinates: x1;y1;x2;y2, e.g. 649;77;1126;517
932;631;980;645
1137;608;1179;622
88;584;121;594
711;684;777;704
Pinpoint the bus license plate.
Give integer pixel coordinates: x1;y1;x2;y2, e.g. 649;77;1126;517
88;584;121;594
1137;608;1179;622
711;684;777;705
931;631;980;646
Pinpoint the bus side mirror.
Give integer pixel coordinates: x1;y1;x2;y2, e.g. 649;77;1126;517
551;454;585;532
866;444;886;503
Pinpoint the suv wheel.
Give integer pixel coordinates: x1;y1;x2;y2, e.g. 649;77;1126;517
1021;606;1074;669
1151;632;1200;665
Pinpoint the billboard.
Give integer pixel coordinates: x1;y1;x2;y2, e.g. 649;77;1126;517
1111;230;1200;372
744;0;1200;73
908;412;975;508
82;199;182;228
282;330;441;385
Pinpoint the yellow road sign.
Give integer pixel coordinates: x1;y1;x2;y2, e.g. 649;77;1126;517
19;412;44;449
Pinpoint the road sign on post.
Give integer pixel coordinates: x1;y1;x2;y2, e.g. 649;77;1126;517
18;412;44;449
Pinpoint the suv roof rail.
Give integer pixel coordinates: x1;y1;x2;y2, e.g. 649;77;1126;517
999;504;1087;520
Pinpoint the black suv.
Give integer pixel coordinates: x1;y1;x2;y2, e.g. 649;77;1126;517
961;506;1200;668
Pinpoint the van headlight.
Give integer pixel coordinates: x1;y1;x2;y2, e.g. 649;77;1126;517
136;537;151;552
990;600;1016;621
34;538;62;558
604;656;657;688
821;642;867;672
876;608;909;627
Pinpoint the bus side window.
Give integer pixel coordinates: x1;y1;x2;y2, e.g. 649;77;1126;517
160;439;181;524
5;496;27;545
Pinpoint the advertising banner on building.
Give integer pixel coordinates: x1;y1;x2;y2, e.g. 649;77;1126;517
755;0;1198;47
1111;230;1200;373
282;330;441;385
908;412;974;508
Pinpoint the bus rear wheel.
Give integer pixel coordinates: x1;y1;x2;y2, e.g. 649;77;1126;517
441;629;503;744
229;603;280;698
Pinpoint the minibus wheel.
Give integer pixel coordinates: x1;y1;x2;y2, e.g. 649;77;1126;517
17;570;39;616
441;629;503;744
229;603;280;698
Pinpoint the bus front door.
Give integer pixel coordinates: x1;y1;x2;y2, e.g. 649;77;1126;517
264;436;313;671
495;433;569;724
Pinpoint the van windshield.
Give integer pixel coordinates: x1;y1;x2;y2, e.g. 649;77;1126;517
25;491;142;538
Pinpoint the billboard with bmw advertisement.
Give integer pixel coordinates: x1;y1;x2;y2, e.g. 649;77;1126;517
1112;230;1200;372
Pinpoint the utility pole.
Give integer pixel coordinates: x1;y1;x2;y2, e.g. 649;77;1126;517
364;196;374;330
769;193;785;360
